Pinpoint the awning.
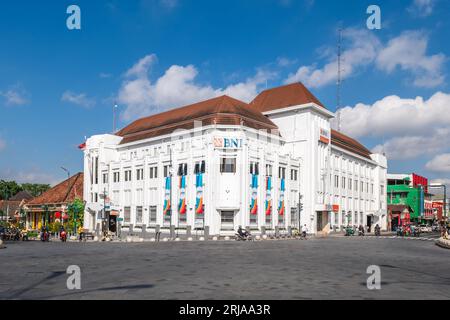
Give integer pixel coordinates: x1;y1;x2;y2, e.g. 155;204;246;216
110;210;120;216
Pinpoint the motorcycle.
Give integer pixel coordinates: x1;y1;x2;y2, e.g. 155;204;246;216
344;227;354;236
40;230;50;242
358;229;365;236
60;230;67;242
235;232;253;241
374;227;381;237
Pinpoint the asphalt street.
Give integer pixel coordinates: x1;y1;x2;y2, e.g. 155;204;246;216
0;234;449;300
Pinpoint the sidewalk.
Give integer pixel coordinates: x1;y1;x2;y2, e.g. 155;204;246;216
327;231;396;238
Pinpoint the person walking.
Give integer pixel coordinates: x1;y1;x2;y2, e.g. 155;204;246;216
301;224;308;239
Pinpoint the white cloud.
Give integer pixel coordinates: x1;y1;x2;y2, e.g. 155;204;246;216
285;29;446;88
426;153;450;173
118;54;274;121
0;86;29;106
0;168;59;185
61;91;96;108
408;0;436;17
285;28;381;87
376;31;445;87
338;91;450;139
372;129;450;160
277;57;298;67
338;92;450;161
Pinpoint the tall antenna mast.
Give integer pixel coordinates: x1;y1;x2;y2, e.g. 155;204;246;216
337;27;343;132
113;102;118;133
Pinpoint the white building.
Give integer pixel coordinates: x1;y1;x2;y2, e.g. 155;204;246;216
82;83;387;237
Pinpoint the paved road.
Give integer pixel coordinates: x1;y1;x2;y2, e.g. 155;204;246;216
1;235;449;300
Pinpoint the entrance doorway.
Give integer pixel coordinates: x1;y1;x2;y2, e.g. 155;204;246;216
367;215;373;231
316;211;329;232
109;215;117;233
220;211;235;231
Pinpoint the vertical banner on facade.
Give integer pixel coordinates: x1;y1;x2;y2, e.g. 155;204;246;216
195;174;204;214
163;177;171;216
250;174;258;215
265;176;272;215
278;178;285;216
178;175;187;215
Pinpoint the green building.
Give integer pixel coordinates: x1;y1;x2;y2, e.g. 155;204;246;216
387;174;427;230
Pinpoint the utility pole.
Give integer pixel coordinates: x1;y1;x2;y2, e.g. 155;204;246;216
169;145;173;239
336;27;343;131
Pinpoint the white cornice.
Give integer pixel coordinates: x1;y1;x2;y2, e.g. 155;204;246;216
261;102;335;118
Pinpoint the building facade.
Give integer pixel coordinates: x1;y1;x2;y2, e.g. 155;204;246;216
25;173;84;230
387;173;430;229
83;83;387;237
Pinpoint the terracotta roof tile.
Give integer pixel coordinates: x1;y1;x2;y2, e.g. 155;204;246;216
331;129;372;159
9;191;34;202
117;95;278;144
28;173;84;206
250;82;326;113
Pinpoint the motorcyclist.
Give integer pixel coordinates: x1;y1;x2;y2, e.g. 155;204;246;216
374;224;381;236
237;226;248;238
237;226;249;239
358;225;365;236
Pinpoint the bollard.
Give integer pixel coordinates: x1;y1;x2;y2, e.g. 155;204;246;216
95;223;101;238
288;226;292;236
155;225;161;242
186;225;192;238
204;226;210;240
142;224;147;238
261;226;266;236
275;226;280;238
129;224;134;236
170;225;176;239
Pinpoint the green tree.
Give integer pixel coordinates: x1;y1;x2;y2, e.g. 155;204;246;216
67;198;84;233
21;183;51;197
0;180;23;200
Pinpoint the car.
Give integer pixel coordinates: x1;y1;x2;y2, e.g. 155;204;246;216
419;225;432;233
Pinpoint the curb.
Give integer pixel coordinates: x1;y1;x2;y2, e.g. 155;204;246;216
435;238;450;249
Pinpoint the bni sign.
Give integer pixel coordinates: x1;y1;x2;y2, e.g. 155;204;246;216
213;137;243;149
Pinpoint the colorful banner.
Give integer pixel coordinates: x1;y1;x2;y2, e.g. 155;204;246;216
278;178;285;216
250;174;258;215
265;176;272;216
163;177;171;216
178;175;187;214
195;174;204;214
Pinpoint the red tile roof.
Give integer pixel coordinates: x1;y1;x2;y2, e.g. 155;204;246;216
331;130;372;159
28;173;84;206
117;95;278;145
250;82;326;113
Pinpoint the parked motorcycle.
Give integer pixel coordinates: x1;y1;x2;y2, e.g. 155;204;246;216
40;230;50;242
60;230;67;242
344;226;354;236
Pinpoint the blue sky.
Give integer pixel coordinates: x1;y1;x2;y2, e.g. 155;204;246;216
0;0;449;187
